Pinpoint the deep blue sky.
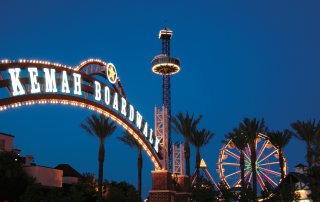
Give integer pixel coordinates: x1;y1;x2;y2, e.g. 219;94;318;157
1;0;320;199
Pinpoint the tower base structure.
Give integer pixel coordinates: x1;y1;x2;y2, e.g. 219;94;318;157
149;170;191;202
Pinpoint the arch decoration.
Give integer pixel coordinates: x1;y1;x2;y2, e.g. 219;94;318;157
0;59;163;170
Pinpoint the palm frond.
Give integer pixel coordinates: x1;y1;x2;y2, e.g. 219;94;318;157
117;130;141;150
81;114;117;141
239;117;266;144
171;112;202;141
267;129;292;149
225;128;247;150
190;128;214;149
80;123;94;136
291;120;316;143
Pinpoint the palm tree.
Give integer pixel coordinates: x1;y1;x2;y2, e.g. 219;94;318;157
239;117;265;199
267;129;292;202
118;130;143;201
315;131;320;166
81;114;117;202
291;120;320;169
225;127;248;196
190;128;214;184
171;112;202;178
267;130;292;182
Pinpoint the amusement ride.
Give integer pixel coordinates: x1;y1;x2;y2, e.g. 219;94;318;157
150;28;287;201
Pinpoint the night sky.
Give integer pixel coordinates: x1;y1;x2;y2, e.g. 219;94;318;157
1;0;320;199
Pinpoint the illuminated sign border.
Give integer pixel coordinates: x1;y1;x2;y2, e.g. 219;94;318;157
0;59;162;170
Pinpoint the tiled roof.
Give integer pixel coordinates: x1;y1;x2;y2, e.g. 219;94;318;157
0;132;14;137
55;164;82;178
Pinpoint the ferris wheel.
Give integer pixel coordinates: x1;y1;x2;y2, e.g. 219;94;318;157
216;133;287;200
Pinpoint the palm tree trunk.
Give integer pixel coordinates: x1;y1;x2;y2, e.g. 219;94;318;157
279;149;285;181
307;142;313;169
184;139;191;192
279;148;285;202
250;142;258;200
185;139;190;177
138;148;142;202
240;149;246;197
98;142;105;202
196;147;201;184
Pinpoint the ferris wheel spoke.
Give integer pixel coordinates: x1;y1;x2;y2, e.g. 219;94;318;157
244;147;252;163
256;140;269;161
243;151;251;162
259;167;281;177
257;150;277;164
259;161;279;167
232;178;241;187
234;147;251;162
231;171;250;187
258;170;278;188
247;172;253;184
256;171;266;190
246;144;251;156
225;170;241;179
235;147;250;161
222;162;240;166
225;149;240;160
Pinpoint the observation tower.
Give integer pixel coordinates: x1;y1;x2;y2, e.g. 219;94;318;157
152;28;180;171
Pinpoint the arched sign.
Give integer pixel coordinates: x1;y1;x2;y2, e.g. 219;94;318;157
0;59;163;170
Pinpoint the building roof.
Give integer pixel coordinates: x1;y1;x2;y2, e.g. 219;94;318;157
284;172;310;186
295;163;307;168
0;132;14;138
55;164;82;178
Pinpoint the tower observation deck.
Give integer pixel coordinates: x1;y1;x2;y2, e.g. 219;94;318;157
151;28;180;171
